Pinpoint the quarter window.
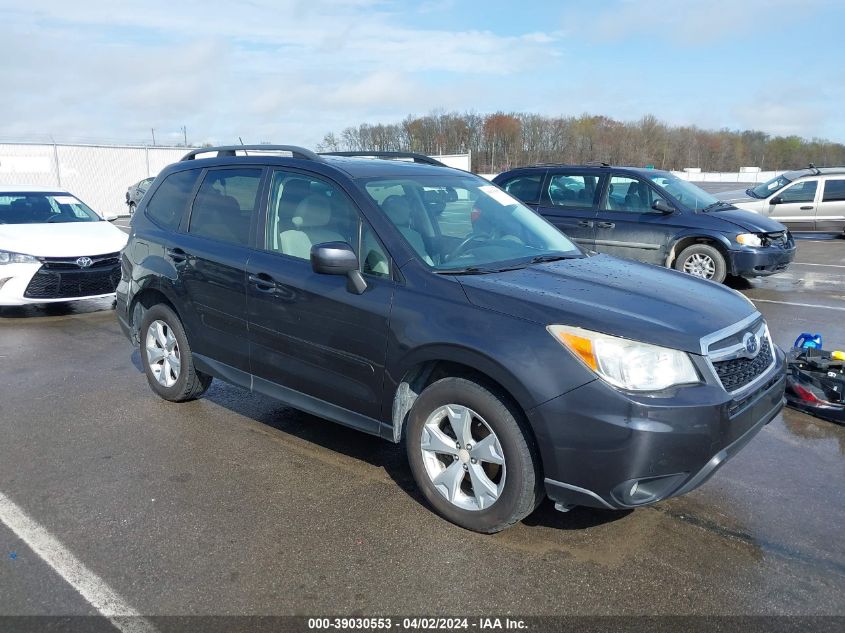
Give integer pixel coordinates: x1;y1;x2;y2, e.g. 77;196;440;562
145;169;201;230
822;179;845;202
547;174;599;207
603;176;666;213
778;180;817;204
188;168;263;245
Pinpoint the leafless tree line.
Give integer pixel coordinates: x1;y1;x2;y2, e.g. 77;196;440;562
317;111;845;173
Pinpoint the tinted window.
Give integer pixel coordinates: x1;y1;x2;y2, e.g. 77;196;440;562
779;180;817;204
361;223;390;278
266;171;359;260
500;175;542;204
822;179;845;202
146;169;201;230
188;168;263;245
603;176;667;213
547;174;599;207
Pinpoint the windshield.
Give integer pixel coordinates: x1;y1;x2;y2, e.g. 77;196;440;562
648;174;720;211
750;174;791;199
360;174;580;272
0;193;101;224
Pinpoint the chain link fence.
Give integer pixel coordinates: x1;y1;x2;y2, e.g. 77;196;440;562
0;143;191;218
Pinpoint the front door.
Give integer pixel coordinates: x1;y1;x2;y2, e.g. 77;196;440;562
593;174;679;266
247;168;394;420
178;166;265;372
768;179;818;232
535;170;602;248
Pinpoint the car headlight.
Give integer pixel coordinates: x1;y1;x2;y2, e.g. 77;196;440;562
736;233;763;247
547;325;700;391
0;249;39;265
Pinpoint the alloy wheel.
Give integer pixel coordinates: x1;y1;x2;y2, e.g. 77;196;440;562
683;253;716;279
145;319;181;388
420;404;506;511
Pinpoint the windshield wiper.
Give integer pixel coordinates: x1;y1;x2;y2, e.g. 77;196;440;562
434;266;497;275
745;188;759;198
701;201;732;212
528;254;577;264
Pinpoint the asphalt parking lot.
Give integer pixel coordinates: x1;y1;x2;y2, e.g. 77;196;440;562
0;238;843;623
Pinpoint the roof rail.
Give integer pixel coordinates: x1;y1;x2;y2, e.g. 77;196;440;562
180;145;321;162
808;163;821;175
320;151;446;166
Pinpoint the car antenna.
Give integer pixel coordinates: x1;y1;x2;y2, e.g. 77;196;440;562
239;137;248;156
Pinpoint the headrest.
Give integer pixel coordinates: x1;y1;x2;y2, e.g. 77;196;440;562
382;195;412;226
293;194;331;228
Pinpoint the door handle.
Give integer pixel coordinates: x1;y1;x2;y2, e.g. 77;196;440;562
577;220;594;227
166;247;187;264
249;272;278;292
596;221;615;229
800;206;813;210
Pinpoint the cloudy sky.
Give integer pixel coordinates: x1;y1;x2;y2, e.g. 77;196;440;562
2;0;843;147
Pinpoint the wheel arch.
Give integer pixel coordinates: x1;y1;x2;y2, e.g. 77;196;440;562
127;283;184;345
666;233;733;270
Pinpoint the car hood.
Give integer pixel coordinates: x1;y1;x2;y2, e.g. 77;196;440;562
0;222;128;257
457;255;756;355
716;188;757;203
706;208;784;232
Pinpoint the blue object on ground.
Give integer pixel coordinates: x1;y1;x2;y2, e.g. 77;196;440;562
794;333;823;349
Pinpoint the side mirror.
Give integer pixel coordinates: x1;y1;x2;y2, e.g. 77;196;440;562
310;241;367;294
770;196;782;205
651;199;675;214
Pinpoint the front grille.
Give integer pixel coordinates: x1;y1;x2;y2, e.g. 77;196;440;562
39;252;120;270
763;231;788;247
713;338;773;392
24;265;120;299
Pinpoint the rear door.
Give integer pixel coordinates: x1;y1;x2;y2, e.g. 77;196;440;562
768;179;818;231
816;178;845;233
246;168;394;422
179;166;266;372
535;169;601;247
593;174;679;265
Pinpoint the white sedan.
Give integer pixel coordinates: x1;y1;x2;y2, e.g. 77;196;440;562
0;186;128;306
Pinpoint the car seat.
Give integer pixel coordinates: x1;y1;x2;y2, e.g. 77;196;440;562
280;194;345;259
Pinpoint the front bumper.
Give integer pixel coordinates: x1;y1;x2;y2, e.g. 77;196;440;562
530;347;786;510
0;261;118;306
729;243;796;277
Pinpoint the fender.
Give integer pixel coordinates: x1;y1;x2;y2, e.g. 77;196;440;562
665;230;734;268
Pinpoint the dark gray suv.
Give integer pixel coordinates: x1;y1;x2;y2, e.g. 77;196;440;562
116;146;786;533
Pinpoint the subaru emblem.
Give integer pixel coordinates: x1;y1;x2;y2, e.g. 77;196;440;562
76;256;93;268
742;332;759;358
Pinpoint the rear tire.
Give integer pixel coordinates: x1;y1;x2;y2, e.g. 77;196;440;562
674;243;727;283
405;377;542;533
139;304;211;402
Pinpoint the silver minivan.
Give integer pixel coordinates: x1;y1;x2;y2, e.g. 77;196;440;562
719;166;845;234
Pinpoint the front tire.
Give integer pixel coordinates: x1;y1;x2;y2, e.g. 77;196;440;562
674;243;727;283
139;304;211;402
406;377;542;533
128;202;136;215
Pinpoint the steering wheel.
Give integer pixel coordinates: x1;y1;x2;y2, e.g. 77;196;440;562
443;232;493;262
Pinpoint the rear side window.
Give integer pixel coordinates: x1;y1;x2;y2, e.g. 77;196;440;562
822;179;845;202
189;168;263;246
547;174;600;207
145;169;201;230
499;175;542;204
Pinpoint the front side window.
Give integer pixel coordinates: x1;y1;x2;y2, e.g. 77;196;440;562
603;176;668;213
500;175;542;204
265;171;385;271
779;180;817;204
822;179;845;202
547;174;599;207
0;193;101;224
360;174;580;272
146;169;201;230
649;174;718;211
188;168;263;245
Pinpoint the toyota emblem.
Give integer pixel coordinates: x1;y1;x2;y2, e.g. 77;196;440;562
742;332;759;358
76;256;93;268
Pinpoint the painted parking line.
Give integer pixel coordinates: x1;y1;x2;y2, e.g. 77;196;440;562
0;491;157;633
791;262;845;268
751;298;845;312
